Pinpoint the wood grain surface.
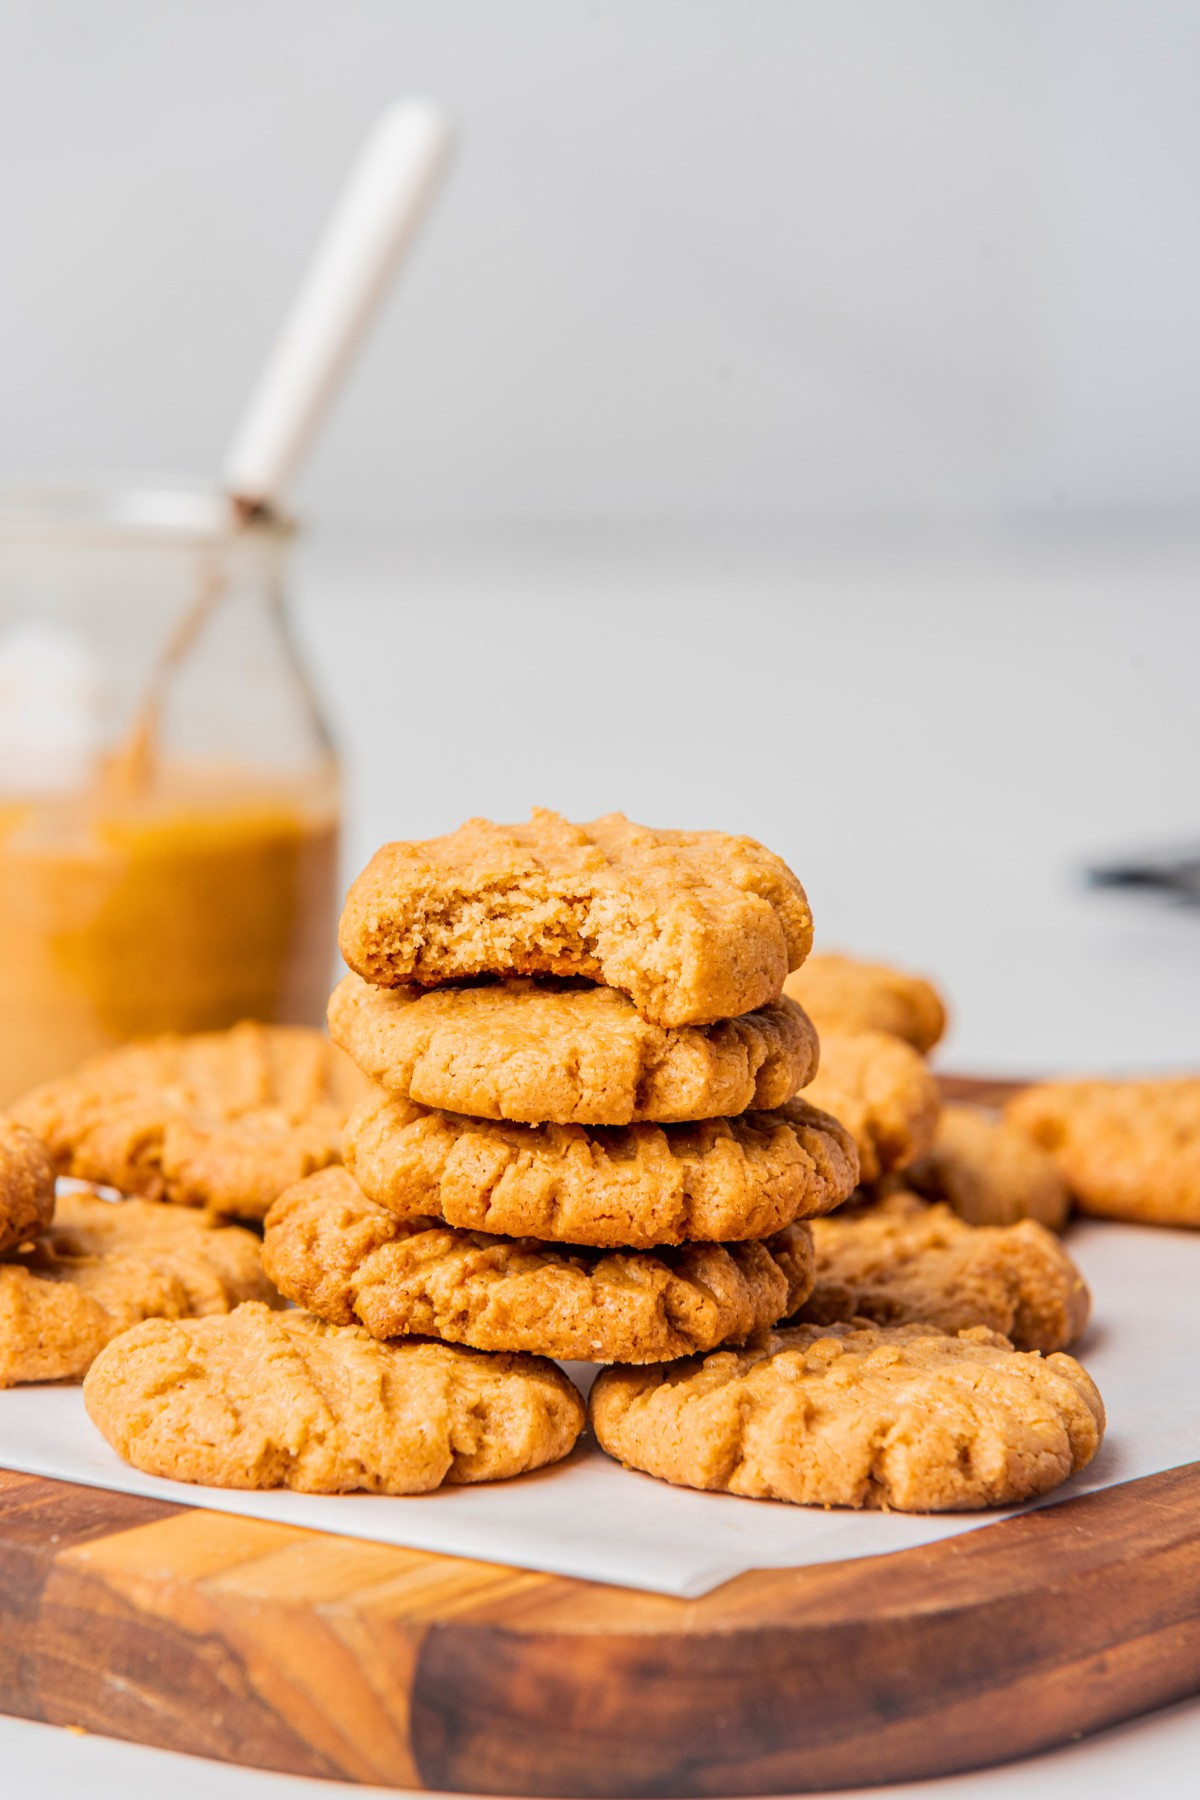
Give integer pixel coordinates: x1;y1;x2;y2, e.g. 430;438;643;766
4;1461;1200;1794
2;1073;1198;1795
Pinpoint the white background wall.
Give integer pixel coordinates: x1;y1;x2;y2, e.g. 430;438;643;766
1;0;1198;525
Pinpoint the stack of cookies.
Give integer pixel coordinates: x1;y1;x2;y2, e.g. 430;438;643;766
262;810;862;1369
50;813;1108;1517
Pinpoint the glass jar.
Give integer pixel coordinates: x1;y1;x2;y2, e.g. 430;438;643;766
0;484;340;1103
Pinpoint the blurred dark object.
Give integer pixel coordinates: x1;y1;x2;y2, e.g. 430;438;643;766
1088;846;1200;904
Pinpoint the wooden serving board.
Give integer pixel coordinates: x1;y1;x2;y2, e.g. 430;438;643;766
3;1073;1199;1795
5;1462;1200;1794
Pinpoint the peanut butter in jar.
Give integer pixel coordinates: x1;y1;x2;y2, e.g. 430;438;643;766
0;487;341;1102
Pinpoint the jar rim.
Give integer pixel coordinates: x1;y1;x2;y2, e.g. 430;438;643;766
0;480;296;548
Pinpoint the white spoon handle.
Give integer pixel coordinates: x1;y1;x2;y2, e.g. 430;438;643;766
222;98;451;510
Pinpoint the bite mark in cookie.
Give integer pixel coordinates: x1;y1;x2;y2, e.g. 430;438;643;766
339;810;812;1028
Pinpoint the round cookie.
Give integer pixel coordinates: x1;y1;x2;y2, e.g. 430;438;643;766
906;1104;1071;1231
797;1196;1089;1351
13;1022;373;1220
802;1029;940;1184
328;972;818;1125
0;1118;56;1255
0;1191;275;1387
783;953;947;1054
590;1321;1104;1512
339;809;813;1028
1005;1076;1200;1227
342;1091;860;1250
264;1167;815;1364
84;1302;585;1493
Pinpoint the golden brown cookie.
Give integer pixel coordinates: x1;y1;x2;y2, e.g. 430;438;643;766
84;1302;585;1492
0;1118;56;1256
264;1167;815;1363
328;972;818;1125
906;1104;1071;1230
13;1022;373;1220
0;1192;274;1387
339;810;812;1028
342;1090;859;1250
802;1029;940;1183
590;1321;1104;1512
797;1198;1089;1351
784;953;947;1054
1006;1076;1200;1227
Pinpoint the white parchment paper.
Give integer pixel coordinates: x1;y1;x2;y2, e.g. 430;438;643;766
0;1220;1193;1598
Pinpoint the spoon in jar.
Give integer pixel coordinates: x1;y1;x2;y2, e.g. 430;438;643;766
223;96;452;515
106;97;452;792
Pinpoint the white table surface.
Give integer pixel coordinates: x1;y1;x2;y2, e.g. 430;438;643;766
7;519;1200;1796
6;1696;1200;1800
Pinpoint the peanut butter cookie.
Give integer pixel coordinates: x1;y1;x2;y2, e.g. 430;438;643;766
797;1196;1089;1351
264;1167;815;1363
590;1320;1104;1511
342;1090;859;1250
339;810;812;1028
84;1302;585;1492
1006;1076;1200;1227
906;1104;1071;1230
0;1192;274;1386
0;1118;55;1255
13;1022;373;1220
328;972;818;1125
784;953;947;1053
802;1029;940;1183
